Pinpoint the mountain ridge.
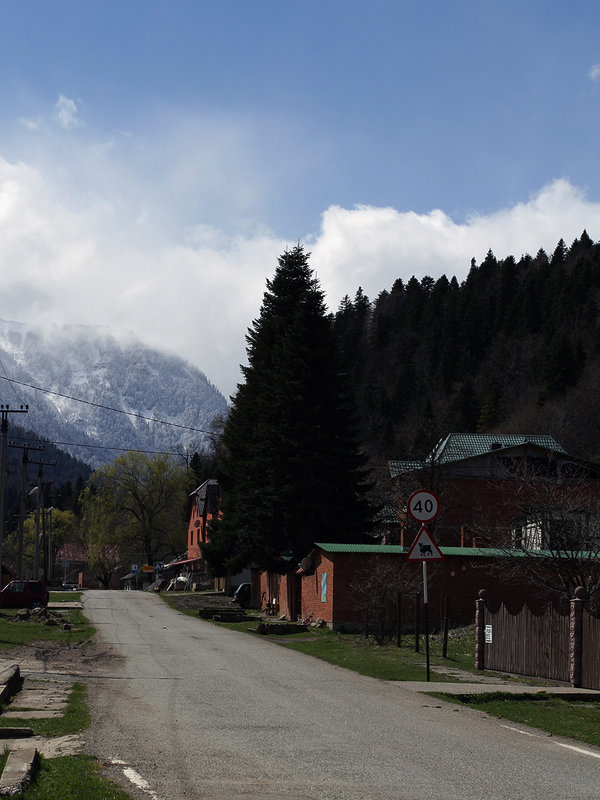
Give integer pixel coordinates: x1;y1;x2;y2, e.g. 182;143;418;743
0;320;228;468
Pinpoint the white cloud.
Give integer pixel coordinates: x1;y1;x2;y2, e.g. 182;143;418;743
54;94;82;130
0;148;599;400
310;180;600;307
590;64;600;81
19;117;42;131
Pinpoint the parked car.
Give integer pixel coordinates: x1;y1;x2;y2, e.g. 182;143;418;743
61;583;79;591
0;580;49;609
233;582;251;608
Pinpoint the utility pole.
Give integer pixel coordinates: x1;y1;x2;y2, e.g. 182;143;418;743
46;507;54;585
0;405;28;586
38;481;54;583
9;442;55;579
9;441;43;578
30;458;56;580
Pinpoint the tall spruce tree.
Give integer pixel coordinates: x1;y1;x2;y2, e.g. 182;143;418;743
205;245;373;574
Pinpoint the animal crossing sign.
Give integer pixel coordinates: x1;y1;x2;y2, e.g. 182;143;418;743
406;524;444;562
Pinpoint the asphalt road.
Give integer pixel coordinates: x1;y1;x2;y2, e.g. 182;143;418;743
81;590;600;800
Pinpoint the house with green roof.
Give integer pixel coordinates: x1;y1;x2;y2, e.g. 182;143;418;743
387;433;600;550
254;434;600;632
281;541;537;633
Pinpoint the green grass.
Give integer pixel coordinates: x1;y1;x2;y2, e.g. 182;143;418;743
0;609;95;648
275;627;474;681
208;611;476;682
451;692;600;749
9;755;134;800
49;592;82;603
0;681;90;737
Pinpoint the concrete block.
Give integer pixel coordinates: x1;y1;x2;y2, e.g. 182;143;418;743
0;746;38;796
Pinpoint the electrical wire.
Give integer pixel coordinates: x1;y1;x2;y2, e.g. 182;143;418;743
7;436;183;457
0;375;215;434
0;358;28;407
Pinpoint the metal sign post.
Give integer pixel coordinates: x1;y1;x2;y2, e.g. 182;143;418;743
406;491;443;682
423;561;430;681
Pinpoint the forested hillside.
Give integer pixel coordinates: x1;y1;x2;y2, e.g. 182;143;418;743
333;230;600;462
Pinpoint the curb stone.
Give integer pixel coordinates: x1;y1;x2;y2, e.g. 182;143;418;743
0;746;38;796
0;667;20;707
0;670;78;793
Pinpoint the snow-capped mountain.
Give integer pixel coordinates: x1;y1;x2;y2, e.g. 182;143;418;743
0;320;228;468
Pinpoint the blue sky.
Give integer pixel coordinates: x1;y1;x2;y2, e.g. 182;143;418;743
0;1;599;398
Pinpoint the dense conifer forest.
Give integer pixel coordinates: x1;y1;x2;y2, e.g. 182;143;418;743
332;231;600;463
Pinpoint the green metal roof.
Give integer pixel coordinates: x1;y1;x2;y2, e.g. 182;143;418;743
315;543;598;559
315;542;512;557
389;433;567;477
432;433;566;464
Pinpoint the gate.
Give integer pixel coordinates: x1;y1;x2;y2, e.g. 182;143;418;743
475;587;600;689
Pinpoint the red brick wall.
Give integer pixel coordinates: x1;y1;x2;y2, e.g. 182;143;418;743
186;499;221;565
299;550;538;631
301;551;334;623
424;478;600;547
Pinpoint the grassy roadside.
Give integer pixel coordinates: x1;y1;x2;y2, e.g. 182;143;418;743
438;692;600;749
203;611;477;681
9;755;135;800
0;595;135;800
0;592;95;650
0;681;89;736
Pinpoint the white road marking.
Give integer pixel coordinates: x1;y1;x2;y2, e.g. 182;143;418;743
553;742;600;760
501;725;537;737
501;724;600;761
122;767;162;800
108;760;162;800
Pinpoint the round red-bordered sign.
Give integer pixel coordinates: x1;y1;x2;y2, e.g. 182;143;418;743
407;490;440;523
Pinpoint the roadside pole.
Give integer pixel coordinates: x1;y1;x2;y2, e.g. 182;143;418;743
0;406;29;583
406;490;444;682
423;561;430;681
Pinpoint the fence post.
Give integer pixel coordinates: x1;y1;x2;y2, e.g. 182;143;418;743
570;586;585;688
414;592;420;653
475;589;487;671
442;595;449;659
396;591;402;648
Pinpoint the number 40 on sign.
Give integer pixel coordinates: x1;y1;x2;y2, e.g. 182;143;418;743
407;490;440;523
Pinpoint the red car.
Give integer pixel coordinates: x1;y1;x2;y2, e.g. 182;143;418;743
0;580;49;609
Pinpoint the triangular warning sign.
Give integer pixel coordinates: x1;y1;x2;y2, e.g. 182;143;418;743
406;524;444;561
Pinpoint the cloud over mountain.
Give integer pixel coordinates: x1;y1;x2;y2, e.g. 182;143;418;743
0;320;227;469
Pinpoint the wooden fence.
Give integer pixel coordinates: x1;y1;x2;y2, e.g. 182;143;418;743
475;587;600;689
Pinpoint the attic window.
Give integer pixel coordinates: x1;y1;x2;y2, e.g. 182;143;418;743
490;442;502;451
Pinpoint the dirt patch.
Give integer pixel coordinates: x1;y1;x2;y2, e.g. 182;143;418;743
164;592;238;612
0;637;124;680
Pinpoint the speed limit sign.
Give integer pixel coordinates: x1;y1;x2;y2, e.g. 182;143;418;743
407;490;440;523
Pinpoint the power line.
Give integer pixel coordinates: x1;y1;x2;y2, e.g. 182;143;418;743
0;358;27;407
0;376;215;435
48;440;184;457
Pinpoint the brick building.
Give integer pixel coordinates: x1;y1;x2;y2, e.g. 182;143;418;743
165;479;222;587
388;433;600;549
253;434;600;630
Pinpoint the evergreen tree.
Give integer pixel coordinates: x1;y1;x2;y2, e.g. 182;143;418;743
205;245;373;574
